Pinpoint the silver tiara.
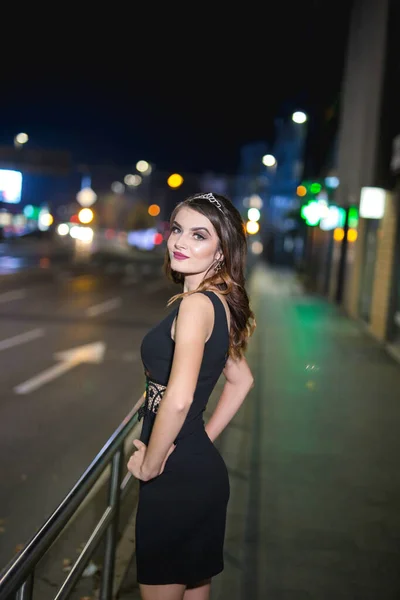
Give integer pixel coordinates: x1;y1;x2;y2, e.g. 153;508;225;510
194;193;223;212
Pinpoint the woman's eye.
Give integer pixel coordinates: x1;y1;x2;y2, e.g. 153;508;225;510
171;226;180;233
194;233;205;240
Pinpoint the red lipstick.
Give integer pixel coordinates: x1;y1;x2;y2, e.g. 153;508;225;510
173;252;189;260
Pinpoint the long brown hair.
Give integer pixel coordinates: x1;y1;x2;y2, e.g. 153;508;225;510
164;192;256;360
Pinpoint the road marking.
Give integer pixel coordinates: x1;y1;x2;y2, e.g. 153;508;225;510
0;328;44;352
0;289;26;303
85;297;122;317
14;341;106;395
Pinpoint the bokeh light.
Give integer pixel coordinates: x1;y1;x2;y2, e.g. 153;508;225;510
167;173;184;188
148;204;160;217
246;221;260;235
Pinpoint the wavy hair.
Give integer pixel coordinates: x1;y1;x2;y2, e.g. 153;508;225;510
164;192;256;360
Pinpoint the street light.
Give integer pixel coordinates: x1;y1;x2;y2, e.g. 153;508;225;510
262;154;276;167
136;160;152;175
78;208;94;224
124;174;142;187
247;208;260;222
14;133;29;148
246;221;260;235
167;173;184;188
111;181;125;194
77;186;98;208
148;204;160;216
292;111;307;124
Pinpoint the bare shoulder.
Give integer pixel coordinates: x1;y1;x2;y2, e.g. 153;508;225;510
179;292;214;315
174;293;214;342
171;294;214;341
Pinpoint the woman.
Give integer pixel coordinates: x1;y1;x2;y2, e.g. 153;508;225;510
127;192;255;600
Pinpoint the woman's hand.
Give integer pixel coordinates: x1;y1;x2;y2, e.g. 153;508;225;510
127;439;152;481
127;440;177;480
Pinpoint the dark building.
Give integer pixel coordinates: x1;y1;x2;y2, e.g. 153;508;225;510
304;0;400;358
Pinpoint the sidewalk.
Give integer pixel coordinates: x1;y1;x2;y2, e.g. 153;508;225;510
221;263;400;599
119;263;400;599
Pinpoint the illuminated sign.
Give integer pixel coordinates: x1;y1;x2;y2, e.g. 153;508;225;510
0;169;23;204
359;187;386;219
127;228;157;250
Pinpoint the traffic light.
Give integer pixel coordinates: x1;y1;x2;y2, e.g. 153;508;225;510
296;185;307;197
297;180;329;226
348;206;359;228
296;180;323;199
309;182;321;194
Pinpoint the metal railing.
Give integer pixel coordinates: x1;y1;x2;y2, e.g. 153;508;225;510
0;403;140;600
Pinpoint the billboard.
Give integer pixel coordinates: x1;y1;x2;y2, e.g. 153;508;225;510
0;169;23;204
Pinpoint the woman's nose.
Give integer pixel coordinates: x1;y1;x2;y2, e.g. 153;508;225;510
174;234;187;250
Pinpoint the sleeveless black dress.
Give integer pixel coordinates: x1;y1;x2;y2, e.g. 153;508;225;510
135;290;230;585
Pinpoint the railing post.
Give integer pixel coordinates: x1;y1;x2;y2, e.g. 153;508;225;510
101;448;124;600
16;573;34;600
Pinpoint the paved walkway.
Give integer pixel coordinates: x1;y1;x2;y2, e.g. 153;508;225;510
119;263;400;599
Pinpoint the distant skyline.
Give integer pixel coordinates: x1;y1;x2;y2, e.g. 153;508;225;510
1;1;353;176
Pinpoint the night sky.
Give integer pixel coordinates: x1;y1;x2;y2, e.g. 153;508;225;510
1;1;353;176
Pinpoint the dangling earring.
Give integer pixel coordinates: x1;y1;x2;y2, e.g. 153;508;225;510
215;261;223;273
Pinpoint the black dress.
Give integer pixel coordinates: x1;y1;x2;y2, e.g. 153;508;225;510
135;290;230;585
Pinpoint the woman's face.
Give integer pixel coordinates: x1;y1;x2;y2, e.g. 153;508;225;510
167;207;222;276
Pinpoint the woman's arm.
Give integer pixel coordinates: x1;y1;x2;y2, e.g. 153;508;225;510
205;356;254;443
139;293;214;479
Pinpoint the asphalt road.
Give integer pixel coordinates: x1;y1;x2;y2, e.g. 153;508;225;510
4;259;400;599
0;259;176;572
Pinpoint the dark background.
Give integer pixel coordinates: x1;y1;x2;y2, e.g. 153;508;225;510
1;1;353;174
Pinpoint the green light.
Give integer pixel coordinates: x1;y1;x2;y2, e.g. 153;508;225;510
23;205;42;220
310;182;321;194
337;207;346;228
348;206;359;228
23;205;35;218
301;200;321;226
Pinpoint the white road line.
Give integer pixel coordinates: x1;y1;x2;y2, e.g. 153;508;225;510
14;341;106;395
0;328;45;352
0;289;26;303
14;361;76;395
85;297;122;317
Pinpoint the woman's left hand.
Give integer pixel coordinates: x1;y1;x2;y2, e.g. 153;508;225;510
127;439;151;481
